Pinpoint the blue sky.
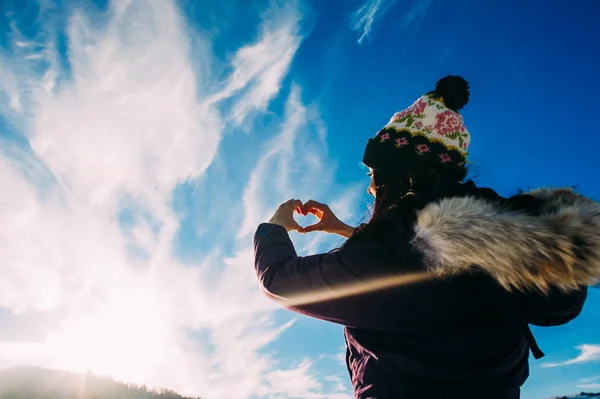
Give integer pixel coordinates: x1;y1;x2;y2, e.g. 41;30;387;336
0;0;598;398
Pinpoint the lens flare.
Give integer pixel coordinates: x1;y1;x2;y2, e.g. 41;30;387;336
269;271;433;307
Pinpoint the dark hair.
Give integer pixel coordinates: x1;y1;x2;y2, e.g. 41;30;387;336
343;167;469;248
427;75;470;111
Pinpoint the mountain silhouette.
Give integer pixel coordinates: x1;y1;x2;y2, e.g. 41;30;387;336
0;367;201;399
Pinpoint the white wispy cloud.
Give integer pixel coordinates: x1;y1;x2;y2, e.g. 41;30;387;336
578;375;600;389
579;375;600;384
207;1;303;126
579;383;600;390
351;0;396;45
0;56;22;113
351;0;433;45
0;1;356;398
542;344;600;368
324;374;350;394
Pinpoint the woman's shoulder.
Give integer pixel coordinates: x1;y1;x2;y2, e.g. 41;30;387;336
438;180;543;214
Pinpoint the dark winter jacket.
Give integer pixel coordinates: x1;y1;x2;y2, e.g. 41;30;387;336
253;182;597;399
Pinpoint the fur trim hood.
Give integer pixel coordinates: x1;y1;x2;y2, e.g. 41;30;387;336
412;188;600;294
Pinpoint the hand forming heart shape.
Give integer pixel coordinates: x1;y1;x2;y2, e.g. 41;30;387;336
269;199;353;237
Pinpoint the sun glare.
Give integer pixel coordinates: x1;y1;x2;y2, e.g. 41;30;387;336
43;280;173;386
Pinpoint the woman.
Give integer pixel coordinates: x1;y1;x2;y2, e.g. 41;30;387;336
253;76;599;399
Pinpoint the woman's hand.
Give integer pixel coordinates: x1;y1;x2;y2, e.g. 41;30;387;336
301;200;354;238
269;199;305;233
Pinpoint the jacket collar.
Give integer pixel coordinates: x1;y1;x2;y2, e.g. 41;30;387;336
411;188;600;294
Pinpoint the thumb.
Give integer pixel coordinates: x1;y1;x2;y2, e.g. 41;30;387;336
291;220;305;233
302;221;324;233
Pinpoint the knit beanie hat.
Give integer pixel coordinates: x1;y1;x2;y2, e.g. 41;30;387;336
362;76;471;177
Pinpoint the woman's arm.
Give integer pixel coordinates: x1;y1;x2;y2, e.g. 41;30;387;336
253;222;424;330
327;222;355;238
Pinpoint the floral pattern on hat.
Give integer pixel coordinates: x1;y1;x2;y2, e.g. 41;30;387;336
412;98;427;116
385;94;470;161
416;144;431;155
395;137;409;148
372;91;471;174
439;153;452;163
434;110;466;136
391;98;428;123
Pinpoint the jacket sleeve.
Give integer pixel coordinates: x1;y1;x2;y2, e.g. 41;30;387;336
478;272;589;327
512;285;588;327
253;223;418;330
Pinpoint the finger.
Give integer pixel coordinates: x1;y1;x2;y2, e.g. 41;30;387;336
307;207;324;219
302;221;324;233
278;200;292;211
294;202;306;215
304;199;324;209
296;201;306;215
303;200;328;216
291;220;304;233
284;199;303;211
298;200;310;215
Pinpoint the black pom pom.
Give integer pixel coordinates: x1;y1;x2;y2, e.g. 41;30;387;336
434;75;470;111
